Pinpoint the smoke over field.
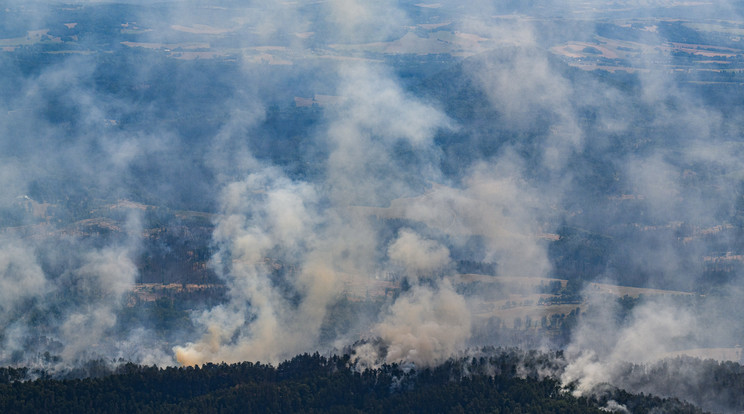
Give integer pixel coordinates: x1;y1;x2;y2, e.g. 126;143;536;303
2;0;744;411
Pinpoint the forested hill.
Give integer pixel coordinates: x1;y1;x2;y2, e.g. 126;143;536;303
0;352;704;414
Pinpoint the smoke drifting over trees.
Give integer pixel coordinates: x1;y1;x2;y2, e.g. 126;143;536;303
2;0;744;411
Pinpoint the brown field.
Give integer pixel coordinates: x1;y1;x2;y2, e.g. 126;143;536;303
684;22;744;37
120;41;210;50
476;302;581;324
585;282;693;297
330;30;493;57
170;24;232;35
129;283;224;302
0;29;61;48
551;33;744;75
551;42;620;59
463;274;693;325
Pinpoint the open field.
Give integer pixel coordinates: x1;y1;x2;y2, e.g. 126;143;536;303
585;282;693;297
463;274;694;326
663;347;743;362
129;283;225;303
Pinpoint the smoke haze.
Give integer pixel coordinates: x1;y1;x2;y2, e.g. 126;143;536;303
2;0;744;411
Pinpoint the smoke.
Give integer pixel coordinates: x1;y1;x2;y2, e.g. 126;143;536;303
59;213;143;362
368;281;471;367
175;50;456;366
0;211;148;370
601;400;630;414
562;293;698;396
0;240;48;328
1;4;744;413
388;229;451;282
174;168;331;365
325;0;408;42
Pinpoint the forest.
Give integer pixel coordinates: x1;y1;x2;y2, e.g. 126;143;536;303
0;350;709;414
3;1;744;413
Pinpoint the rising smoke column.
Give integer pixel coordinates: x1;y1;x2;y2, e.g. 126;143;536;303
547;3;744;410
0;210;148;369
174;59;458;365
0;20;184;368
4;6;744;408
172;1;595;367
174;168;334;364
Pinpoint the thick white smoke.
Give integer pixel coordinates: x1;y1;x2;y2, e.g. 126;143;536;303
174;169;335;365
0;211;146;369
388;229;451;282
59;215;143;363
358;281;471;368
0;240;48;322
2;7;744;414
174;56;461;365
562;292;699;396
173;0;582;368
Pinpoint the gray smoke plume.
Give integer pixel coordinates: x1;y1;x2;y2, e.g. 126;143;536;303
174;167;331;364
2;5;744;413
0;210;148;370
387;229;451;282
355;280;471;368
175;57;456;366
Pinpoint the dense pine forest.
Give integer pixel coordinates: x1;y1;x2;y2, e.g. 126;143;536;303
0;350;708;413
